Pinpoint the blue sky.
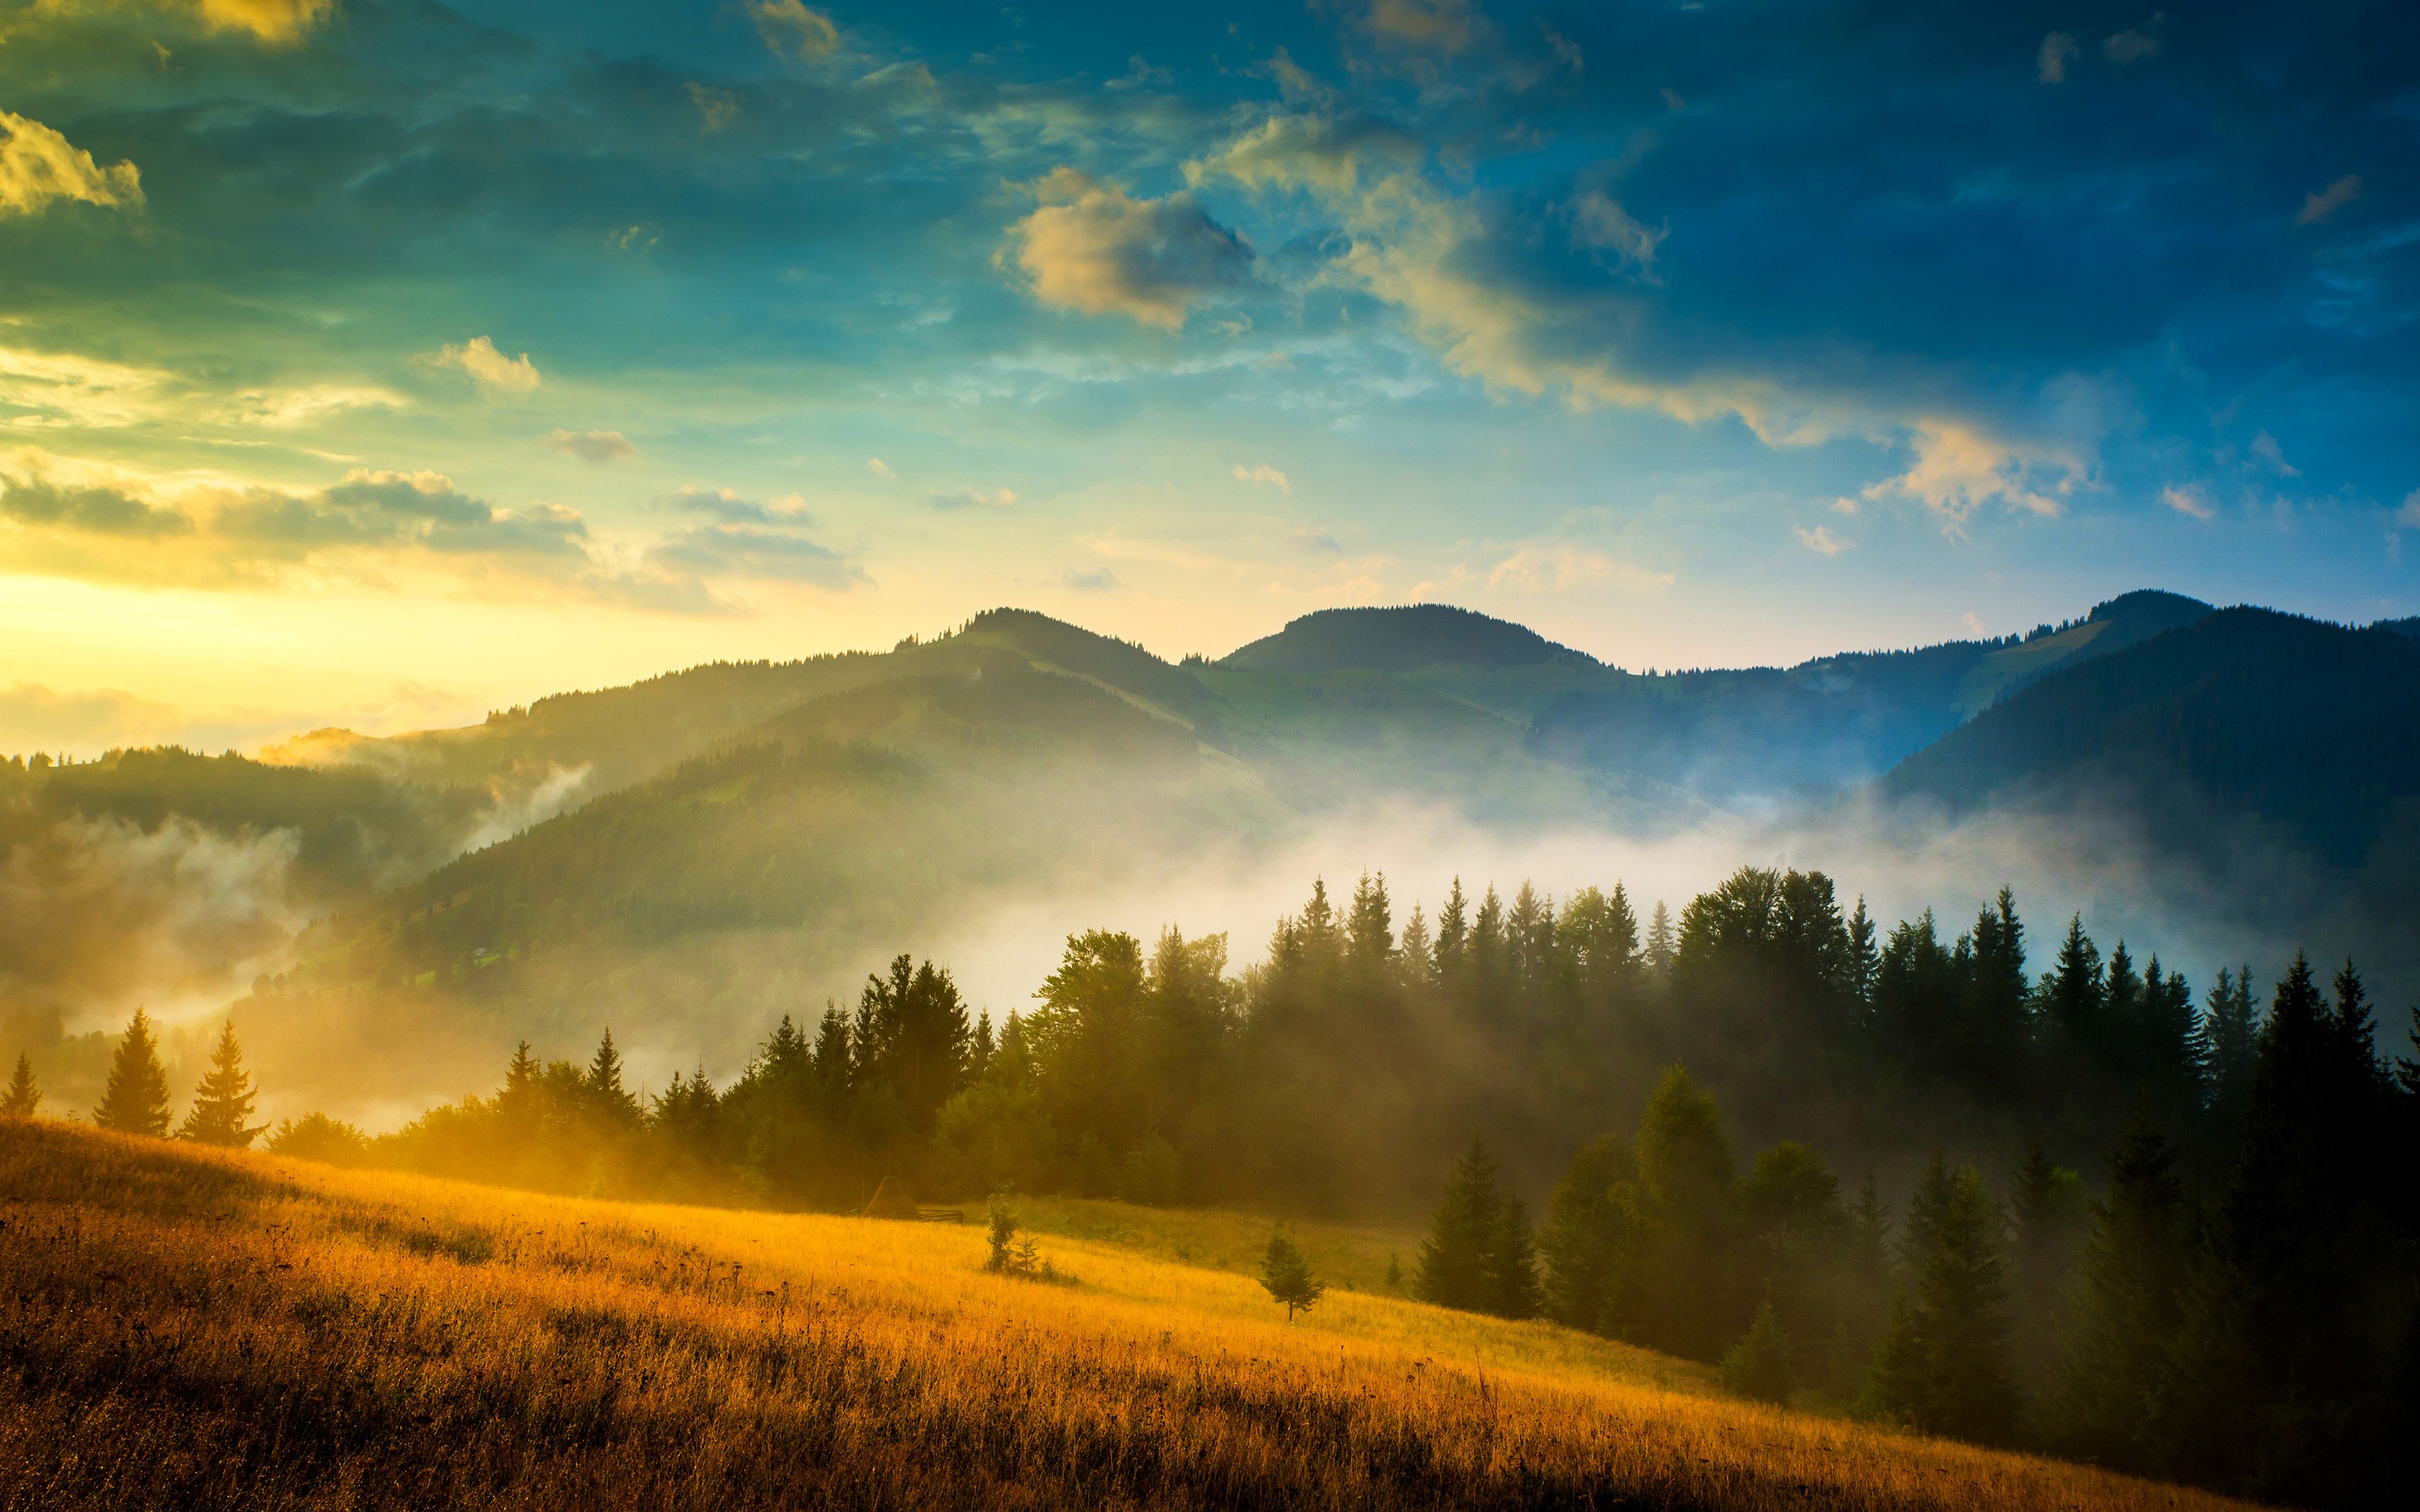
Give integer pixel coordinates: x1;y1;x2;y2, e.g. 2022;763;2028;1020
1;0;2414;750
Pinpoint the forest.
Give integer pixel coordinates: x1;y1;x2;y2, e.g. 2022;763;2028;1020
46;860;2417;1509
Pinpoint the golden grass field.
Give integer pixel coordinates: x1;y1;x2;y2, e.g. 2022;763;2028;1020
0;1120;2258;1510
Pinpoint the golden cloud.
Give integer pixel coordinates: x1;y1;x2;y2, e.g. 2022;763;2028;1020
0;112;142;220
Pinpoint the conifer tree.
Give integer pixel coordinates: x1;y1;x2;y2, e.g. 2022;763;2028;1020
2199;966;2258;1137
1539;1132;1636;1330
1259;1228;1325;1320
177;1018;264;1147
1723;1299;1795;1402
2007;1136;2086;1395
1644;900;1675;979
587;1027;640;1122
1486;1194;1544;1319
1416;1132;1502;1312
1;1053;37;1118
1862;1160;2018;1442
2046;1112;2194;1467
1615;1064;1741;1355
92;1007;171;1137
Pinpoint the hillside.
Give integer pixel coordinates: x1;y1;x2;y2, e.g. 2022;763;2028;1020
1882;608;2420;869
1529;591;2215;800
0;1120;2255;1511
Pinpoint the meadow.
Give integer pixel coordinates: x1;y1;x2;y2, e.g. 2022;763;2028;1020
0;1120;2255;1511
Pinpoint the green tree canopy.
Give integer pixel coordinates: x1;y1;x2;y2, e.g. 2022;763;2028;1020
93;1008;171;1137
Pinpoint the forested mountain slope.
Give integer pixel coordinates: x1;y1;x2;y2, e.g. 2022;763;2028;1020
1882;608;2420;869
1529;591;2214;799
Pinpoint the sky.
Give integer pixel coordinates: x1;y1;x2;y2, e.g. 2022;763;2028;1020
2;0;2415;754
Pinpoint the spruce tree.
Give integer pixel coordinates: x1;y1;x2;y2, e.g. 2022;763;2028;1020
2006;1136;2085;1397
2;1053;37;1118
587;1027;640;1122
1539;1132;1636;1330
2046;1112;2194;1468
1614;1065;1743;1357
1862;1160;2018;1442
1486;1194;1544;1320
1416;1132;1502;1312
177;1019;263;1147
1644;900;1675;979
1723;1299;1795;1402
1259;1228;1326;1320
2199;966;2258;1138
92;1007;171;1137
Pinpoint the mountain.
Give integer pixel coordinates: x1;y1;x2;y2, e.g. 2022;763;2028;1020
1883;606;2420;869
1529;591;2215;800
1221;603;1599;675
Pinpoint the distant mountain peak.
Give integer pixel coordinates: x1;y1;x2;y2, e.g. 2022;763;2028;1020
2086;589;2214;625
1221;604;1600;674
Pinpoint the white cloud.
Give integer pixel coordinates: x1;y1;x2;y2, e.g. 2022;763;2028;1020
218;385;404;428
1009;169;1251;329
191;0;334;44
2103;29;2162;64
1861;418;2083;526
1233;462;1290;494
544;428;639;462
1567;188;1666;277
2037;33;2079;83
744;0;839;63
1062;567;1118;591
1829;496;1860;516
423;336;541;393
2296;175;2362;227
1796;525;1849;555
2248;430;2300;476
1361;0;1477;57
0;112;142;221
2396;491;2420;529
2160;483;2214;521
866;457;895;480
687;83;742;134
1487;543;1672;596
0;346;169;428
928;486;1016;510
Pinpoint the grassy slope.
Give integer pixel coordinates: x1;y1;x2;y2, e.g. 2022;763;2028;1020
2;1121;2250;1511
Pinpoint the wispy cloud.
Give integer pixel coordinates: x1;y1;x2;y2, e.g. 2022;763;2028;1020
544;428;639;462
2037;33;2079;84
865;457;895;480
927;486;1016;510
2296;175;2362;226
1233;462;1290;494
744;0;839;63
0;112;141;220
421;337;540;393
1062;567;1118;591
2160;483;2213;520
1487;543;1672;595
1795;525;1849;555
1009;169;1251;329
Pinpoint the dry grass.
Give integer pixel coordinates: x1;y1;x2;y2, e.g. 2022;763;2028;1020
0;1121;2257;1511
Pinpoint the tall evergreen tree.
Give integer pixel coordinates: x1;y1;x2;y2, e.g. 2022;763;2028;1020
1486;1194;1544;1320
177;1019;264;1147
2046;1112;2195;1467
2006;1136;2086;1397
1863;1158;2018;1442
1416;1132;1504;1312
92;1007;171;1137
1611;1064;1743;1357
1;1053;37;1118
1259;1228;1325;1321
1644;900;1674;979
2199;966;2259;1137
587;1027;641;1122
1539;1132;1637;1331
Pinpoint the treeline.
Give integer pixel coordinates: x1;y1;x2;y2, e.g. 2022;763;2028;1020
55;864;2420;1506
1407;951;2418;1509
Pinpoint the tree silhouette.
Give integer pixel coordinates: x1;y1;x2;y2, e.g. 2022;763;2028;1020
1259;1229;1325;1320
93;1008;171;1137
179;1019;264;1147
2;1053;38;1118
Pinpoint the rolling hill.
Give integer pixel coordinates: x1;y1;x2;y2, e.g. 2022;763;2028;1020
0;1119;2258;1511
